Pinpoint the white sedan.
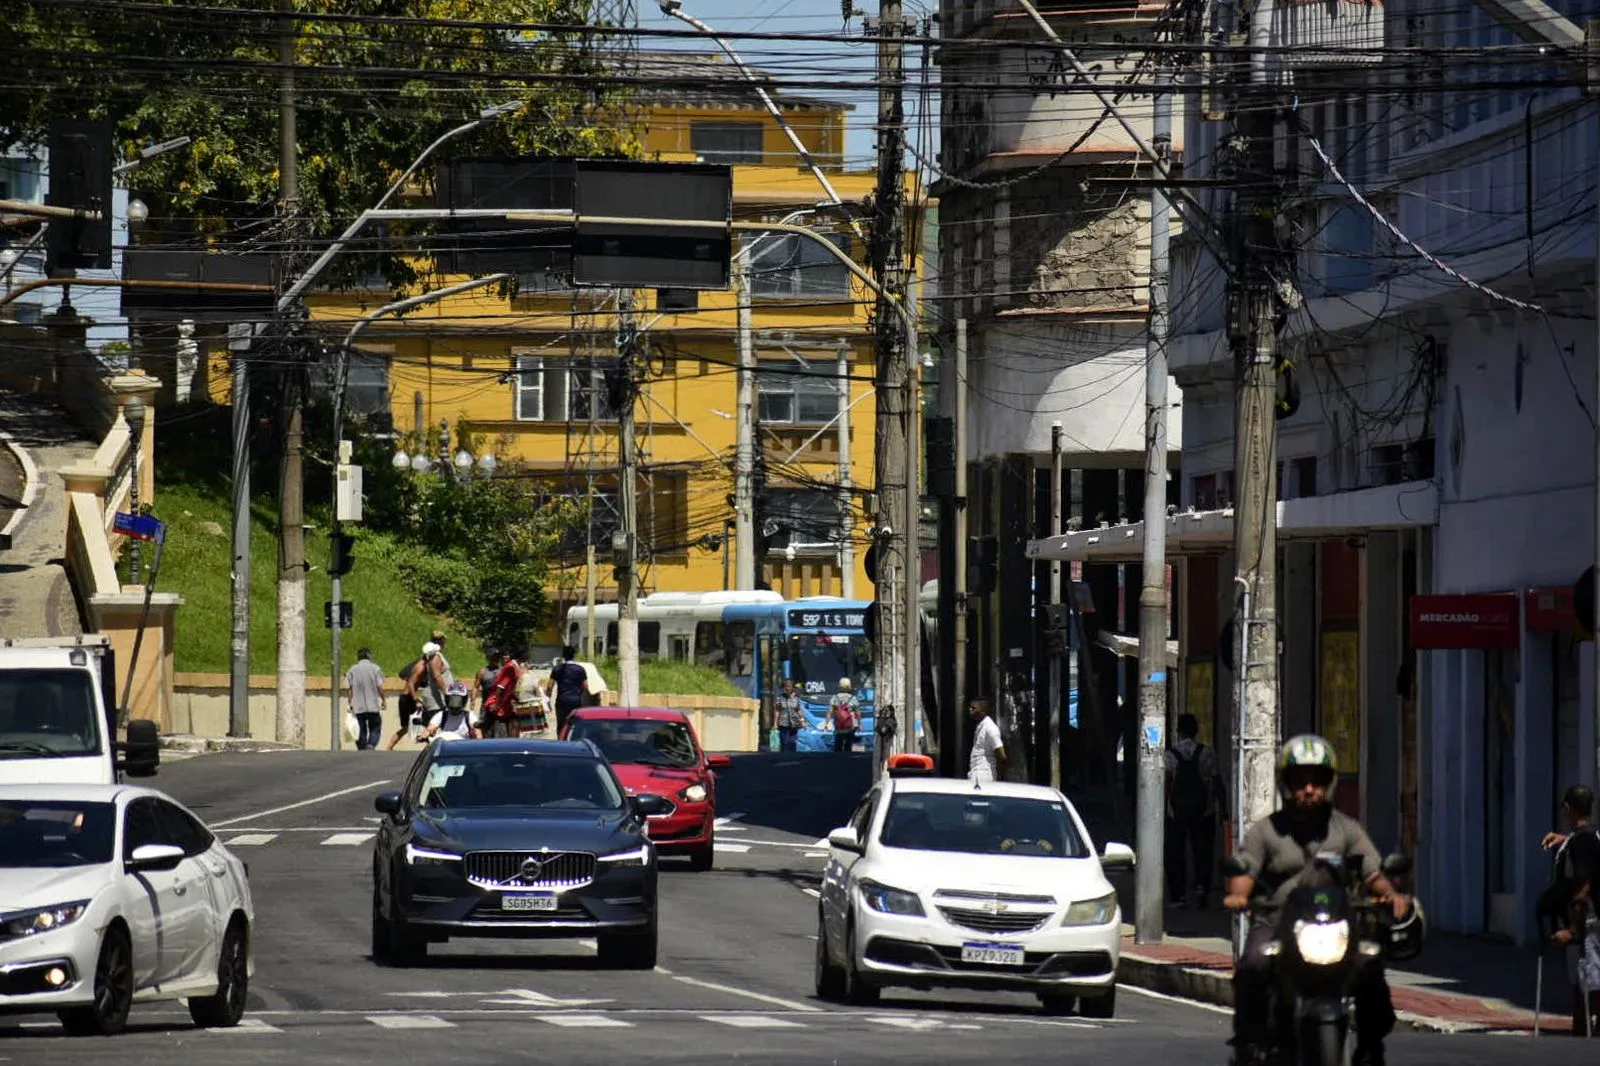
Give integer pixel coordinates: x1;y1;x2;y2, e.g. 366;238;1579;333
0;783;254;1034
815;773;1134;1016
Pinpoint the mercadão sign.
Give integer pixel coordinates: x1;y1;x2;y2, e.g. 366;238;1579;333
1407;593;1519;650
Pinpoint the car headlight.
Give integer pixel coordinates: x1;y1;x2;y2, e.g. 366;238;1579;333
859;880;924;916
405;842;461;866
597;845;652;867
1;901;90;939
1062;892;1118;927
1293;919;1350;965
679;783;708;803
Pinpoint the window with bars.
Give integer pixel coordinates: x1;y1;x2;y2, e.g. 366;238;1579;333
744;231;852;300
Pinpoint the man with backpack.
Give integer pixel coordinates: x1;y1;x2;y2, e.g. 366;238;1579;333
383;653;425;751
1165;712;1224;908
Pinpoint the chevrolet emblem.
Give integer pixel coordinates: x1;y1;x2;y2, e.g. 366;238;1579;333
984;900;1008;914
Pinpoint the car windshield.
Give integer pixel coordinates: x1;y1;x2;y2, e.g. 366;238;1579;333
787;634;874;699
567;718;698;768
0;669;102;758
0;800;115;867
417;752;625;811
879;793;1090;858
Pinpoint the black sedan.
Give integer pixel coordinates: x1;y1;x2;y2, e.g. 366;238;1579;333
370;738;671;969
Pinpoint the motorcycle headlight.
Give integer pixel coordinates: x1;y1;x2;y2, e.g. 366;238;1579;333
1;901;90;940
598;845;652;867
405;842;461;866
859;880;924;916
1062;892;1118;927
1293;919;1350;965
680;783;708;803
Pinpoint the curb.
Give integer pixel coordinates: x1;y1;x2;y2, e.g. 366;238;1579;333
1117;948;1552;1035
160;734;301;754
0;426;42;541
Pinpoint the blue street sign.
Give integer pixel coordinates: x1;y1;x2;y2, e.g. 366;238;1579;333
113;512;166;544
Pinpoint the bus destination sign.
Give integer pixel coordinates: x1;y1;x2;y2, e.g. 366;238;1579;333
788;608;866;630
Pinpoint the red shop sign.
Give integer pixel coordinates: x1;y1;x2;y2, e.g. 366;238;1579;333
1408;594;1520;650
1525;587;1576;632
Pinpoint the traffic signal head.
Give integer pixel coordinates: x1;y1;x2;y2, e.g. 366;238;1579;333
45;119;113;272
330;531;355;576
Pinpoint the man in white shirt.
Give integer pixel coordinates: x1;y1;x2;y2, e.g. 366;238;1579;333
968;698;1007;782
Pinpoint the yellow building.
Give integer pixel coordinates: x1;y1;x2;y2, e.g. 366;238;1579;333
300;52;923;634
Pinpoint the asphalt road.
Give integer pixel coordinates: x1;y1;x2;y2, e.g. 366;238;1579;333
1;749;1594;1065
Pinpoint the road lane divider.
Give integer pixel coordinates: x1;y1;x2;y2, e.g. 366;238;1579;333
212;779;394;828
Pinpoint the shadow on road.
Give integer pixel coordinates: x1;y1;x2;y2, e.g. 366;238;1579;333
715;752;874;839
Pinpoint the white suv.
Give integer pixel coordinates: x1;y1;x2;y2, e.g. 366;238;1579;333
814;771;1133;1017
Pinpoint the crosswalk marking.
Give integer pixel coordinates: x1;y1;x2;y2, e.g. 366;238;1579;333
219;1018;283;1034
224;832;278;846
366;1014;455;1029
539;1014;634;1028
320;832;374;846
805;852;827;858
714;842;751;853
699;1014;804;1029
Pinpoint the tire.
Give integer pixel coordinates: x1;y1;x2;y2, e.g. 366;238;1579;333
841;917;880;1006
1037;993;1077;1015
1079;985;1116;1019
814;912;846;1001
58;926;134;1036
598;921;658;970
188;918;249;1028
370;893;392;963
375;888;425;968
1301;1019;1346;1066
688;838;714;872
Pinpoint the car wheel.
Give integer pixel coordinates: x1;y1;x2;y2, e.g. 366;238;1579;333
1078;985;1116;1019
58;925;134;1036
598;920;658;970
1037;993;1077;1016
813;911;846;1001
841;916;880;1006
189;918;249;1028
688;838;714;872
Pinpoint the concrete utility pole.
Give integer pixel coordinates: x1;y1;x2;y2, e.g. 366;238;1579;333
1229;0;1285;838
275;0;307;747
1048;422;1063;790
871;0;911;758
616;294;642;706
229;325;253;737
936;318;969;776
734;258;756;589
837;339;855;599
1134;54;1176;945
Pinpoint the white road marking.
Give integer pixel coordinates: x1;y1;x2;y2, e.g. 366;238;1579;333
672;975;824;1013
577;939;598;950
539;1014;633;1028
700;1013;805;1029
1121;981;1233;1016
714;824;747;832
812;838;830;848
805;851;828;858
211;779;394;828
802;888;822;899
869;1016;946;1031
224;832;279;846
217;1018;283;1034
321;832;375;846
714;843;751;853
367;1014;455;1029
481;988;615;1008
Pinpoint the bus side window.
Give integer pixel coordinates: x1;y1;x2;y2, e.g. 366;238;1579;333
670;634;691;662
695;622;725;668
639;622;661;659
606;623;619;657
725;622;755;678
568;622;580;650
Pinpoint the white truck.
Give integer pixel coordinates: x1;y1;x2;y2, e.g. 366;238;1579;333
0;635;160;784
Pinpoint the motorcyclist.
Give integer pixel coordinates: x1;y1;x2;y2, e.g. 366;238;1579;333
1223;734;1411;1066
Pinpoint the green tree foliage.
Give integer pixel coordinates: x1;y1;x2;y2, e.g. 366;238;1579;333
5;0;634;287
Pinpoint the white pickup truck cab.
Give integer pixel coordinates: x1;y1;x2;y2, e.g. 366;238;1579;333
0;636;160;785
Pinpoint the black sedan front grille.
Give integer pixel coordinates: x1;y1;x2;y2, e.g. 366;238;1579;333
463;851;597;890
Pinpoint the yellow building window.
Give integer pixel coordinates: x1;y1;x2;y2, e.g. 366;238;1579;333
690;121;763;164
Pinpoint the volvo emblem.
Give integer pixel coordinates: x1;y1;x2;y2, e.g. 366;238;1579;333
520;857;544;881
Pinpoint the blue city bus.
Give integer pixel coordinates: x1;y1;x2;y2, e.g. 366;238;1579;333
719;597;877;752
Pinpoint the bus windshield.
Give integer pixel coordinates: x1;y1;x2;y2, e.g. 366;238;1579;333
787;634;873;700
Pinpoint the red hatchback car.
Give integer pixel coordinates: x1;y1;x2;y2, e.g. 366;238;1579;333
562;707;731;871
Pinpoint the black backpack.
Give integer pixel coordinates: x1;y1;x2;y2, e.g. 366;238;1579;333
1172;744;1209;816
397;658;422;691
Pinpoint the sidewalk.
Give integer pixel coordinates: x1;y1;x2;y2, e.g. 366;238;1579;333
1115;900;1578;1034
0;388;101;638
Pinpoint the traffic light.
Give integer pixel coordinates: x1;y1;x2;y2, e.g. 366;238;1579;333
329;531;355;577
967;535;997;596
45;119;113;272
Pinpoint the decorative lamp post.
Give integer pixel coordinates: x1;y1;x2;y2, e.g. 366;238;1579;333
123;397;147;585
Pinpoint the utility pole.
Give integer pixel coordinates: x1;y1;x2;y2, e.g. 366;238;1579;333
871;0;910;760
1229;0;1285;838
616;294;642;706
902;275;922;755
275;0;307;747
734;257;756;589
228;326;252;737
1048;422;1063;790
585;541;599;658
837;339;854;599
1134;53;1175;945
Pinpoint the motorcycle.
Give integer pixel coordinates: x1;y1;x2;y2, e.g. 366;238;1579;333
1221;850;1424;1066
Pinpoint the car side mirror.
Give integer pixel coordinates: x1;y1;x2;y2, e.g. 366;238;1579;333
374;792;402;817
1381;853;1412;880
827;827;862;854
1099;841;1136;871
127;843;185;873
1221;854;1250;878
707;754;733;771
633;794;673;818
117;719;160;778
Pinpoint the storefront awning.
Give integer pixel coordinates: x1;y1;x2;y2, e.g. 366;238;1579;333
1026;479;1438;563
